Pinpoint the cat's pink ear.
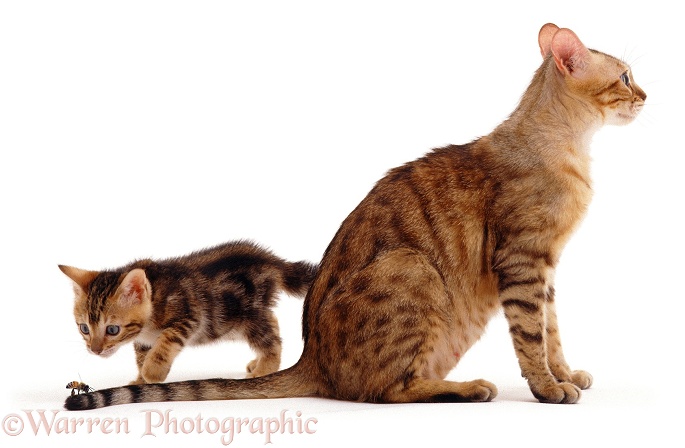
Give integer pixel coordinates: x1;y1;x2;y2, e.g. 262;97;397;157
59;265;98;294
118;269;149;307
550;28;591;78
538;23;560;58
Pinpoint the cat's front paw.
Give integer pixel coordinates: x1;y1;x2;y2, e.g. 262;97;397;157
531;382;581;404
570;370;592;390
128;378;146;386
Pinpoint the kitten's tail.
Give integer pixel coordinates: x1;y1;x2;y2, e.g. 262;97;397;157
64;362;318;411
280;261;318;297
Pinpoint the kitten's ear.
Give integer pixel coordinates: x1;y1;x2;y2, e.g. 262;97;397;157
538;23;560;58
550;28;591;78
117;269;150;307
58;265;98;294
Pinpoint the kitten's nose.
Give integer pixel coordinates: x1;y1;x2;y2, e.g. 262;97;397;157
90;339;104;355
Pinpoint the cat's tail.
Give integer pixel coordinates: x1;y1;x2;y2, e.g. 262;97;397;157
64;362;319;411
280;260;318;297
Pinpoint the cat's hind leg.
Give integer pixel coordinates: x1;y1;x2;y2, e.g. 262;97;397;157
383;378;497;403
316;247;497;403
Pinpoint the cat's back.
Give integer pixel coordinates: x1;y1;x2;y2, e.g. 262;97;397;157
303;141;500;323
322;140;499;256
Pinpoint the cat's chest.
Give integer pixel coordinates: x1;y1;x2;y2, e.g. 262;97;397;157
507;169;591;232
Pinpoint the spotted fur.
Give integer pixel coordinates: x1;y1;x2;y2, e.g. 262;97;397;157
59;240;317;384
65;23;645;410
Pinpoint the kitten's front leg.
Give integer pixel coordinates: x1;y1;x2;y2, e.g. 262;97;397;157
140;329;186;383
498;263;581;403
129;342;151;385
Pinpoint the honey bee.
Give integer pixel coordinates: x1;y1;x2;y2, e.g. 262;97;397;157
66;381;94;396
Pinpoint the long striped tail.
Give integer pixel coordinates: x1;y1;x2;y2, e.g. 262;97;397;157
64;363;316;411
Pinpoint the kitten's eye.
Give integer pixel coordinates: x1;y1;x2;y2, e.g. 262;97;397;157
620;71;630;87
106;325;120;336
79;324;90;335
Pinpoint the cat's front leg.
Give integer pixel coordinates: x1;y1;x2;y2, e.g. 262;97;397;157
498;264;581;403
140;329;186;383
544;290;592;390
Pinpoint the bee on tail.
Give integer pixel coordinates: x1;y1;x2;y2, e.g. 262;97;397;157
66;381;95;396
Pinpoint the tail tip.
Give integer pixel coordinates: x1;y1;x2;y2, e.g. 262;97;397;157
64;394;92;411
284;261;318;295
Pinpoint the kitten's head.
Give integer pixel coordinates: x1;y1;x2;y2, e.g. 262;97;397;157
538;23;646;126
59;265;152;358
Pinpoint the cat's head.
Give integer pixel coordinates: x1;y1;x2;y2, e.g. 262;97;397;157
538;23;646;126
59;265;152;358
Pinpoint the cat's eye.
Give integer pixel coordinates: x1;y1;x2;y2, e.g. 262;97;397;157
620;71;630;87
106;325;120;336
79;323;90;335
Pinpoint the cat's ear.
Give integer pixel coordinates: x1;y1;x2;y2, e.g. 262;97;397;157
550;28;591;78
538;23;560;58
59;265;98;294
117;269;150;307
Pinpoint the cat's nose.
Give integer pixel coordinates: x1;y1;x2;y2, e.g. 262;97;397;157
636;87;647;102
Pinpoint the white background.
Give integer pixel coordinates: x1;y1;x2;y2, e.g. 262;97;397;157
1;1;682;447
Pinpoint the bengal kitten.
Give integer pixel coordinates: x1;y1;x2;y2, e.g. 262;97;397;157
59;240;317;384
65;23;645;410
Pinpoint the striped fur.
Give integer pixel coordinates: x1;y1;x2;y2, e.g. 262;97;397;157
59;240;317;385
65;23;645;410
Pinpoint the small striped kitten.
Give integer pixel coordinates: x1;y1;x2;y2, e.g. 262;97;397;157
60;241;317;384
66;23;645;410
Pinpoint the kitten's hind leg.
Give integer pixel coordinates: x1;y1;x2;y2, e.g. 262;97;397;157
383;378;497;403
244;310;282;378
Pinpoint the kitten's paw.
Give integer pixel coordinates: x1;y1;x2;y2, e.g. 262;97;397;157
570;370;593;390
141;364;170;384
245;359;264;378
245;356;280;378
532;382;581;404
128;378;146;386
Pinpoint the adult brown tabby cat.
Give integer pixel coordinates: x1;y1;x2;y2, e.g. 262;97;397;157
65;23;645;410
60;240;317;384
